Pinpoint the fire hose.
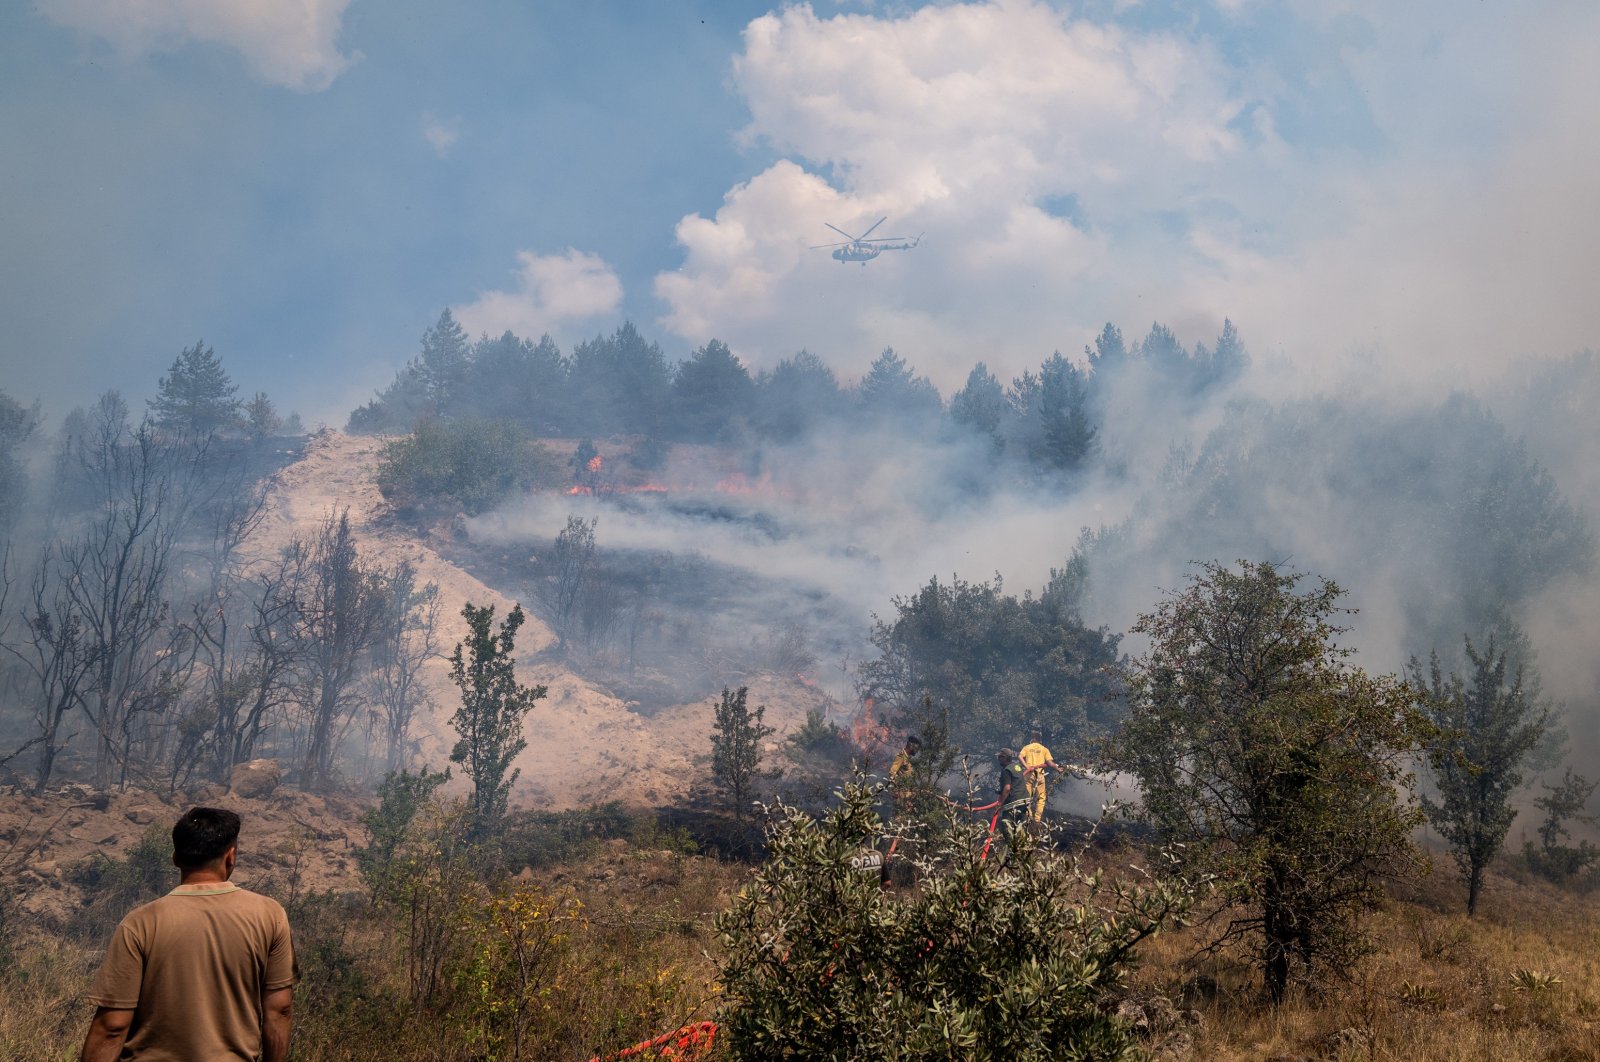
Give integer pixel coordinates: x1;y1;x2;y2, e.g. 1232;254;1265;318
589;1021;717;1062
947;798;1001;812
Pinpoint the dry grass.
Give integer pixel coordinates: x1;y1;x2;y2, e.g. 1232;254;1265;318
0;934;100;1061
7;838;1600;1060
0;841;742;1062
1128;853;1600;1060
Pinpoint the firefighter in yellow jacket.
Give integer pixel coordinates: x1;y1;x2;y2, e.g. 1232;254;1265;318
889;735;921;817
1018;728;1062;825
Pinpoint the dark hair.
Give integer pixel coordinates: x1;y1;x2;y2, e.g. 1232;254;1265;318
905;735;922;749
173;807;241;869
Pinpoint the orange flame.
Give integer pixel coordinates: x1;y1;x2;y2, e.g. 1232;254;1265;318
847;696;894;768
565;482;671;496
587;454;604;473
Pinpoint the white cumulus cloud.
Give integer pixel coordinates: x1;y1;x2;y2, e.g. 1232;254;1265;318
39;0;357;91
454;249;624;341
657;0;1600;395
655;0;1248;387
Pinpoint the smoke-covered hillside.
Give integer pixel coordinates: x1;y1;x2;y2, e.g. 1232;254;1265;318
346;311;1597;764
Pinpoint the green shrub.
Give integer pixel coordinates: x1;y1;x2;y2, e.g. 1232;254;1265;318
786;707;849;761
356;767;450;902
66;825;173;940
498;803;694;872
375;418;563;517
715;782;1194;1060
1523;768;1600;884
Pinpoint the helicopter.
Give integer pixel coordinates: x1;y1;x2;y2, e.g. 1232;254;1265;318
812;217;921;265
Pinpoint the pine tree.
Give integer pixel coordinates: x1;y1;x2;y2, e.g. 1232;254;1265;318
244;392;282;439
149;340;241;435
1036;352;1096;471
417;309;471;413
949;363;1007;453
672;339;755;439
857;348;942;423
712;686;773;823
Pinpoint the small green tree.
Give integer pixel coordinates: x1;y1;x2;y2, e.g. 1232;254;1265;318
711;686;773;823
149;339;240;435
376;418;562;517
1409;633;1554;915
1108;560;1423;1003
243;391;282;439
356;766;451;903
715;782;1193;1060
1523;768;1600;882
449;603;547;832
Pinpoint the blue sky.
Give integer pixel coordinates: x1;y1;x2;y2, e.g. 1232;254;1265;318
4;1;1597;423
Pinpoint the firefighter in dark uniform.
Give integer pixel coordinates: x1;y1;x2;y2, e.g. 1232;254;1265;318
996;748;1029;823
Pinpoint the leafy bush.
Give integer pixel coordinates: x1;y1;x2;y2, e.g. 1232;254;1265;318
375;418;563;517
786;708;849;761
1109;561;1424;1002
1523;768;1600;883
356;767;450;901
499;803;695;872
66;824;172;940
714;782;1193;1060
446;884;582;1058
857;566;1124;758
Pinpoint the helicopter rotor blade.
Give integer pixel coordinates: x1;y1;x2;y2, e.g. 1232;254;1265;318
859;236;911;244
809;241;850;249
825;222;857;241
859;216;889;240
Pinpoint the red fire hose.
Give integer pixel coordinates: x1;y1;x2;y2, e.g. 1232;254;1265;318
943;797;1001;812
589;1021;717;1062
978;807;1002;862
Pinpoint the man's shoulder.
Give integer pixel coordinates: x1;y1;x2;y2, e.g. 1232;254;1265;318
141;885;287;920
228;887;290;919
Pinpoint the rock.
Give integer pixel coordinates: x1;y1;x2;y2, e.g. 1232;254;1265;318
1318;1027;1370;1056
191;783;228;802
125;808;157;826
1152;1028;1194;1060
93;832;119;845
229;759;281;799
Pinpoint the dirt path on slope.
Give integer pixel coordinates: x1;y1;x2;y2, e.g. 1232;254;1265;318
247;431;822;811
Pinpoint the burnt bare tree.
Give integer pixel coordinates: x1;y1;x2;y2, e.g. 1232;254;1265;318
184;555;303;785
533;515;598;653
576;569;622;658
57;415;203;788
286;509;385;790
2;546;100;792
369;560;440;776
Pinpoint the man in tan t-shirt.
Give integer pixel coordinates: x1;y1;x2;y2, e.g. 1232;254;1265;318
80;807;296;1062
